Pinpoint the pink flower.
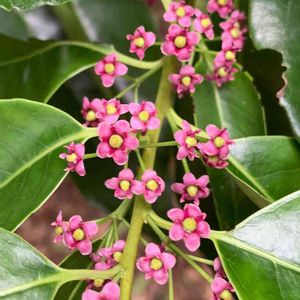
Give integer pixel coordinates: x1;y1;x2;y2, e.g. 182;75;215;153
82;281;120;300
96;98;128;125
163;1;194;27
161;24;199;62
97;120;139;165
171;173;210;205
207;0;234;18
136;243;176;285
104;169;144;200
211;277;234;300
194;9;214;40
59;142;86;176
213;257;226;278
95;54;128;88
214;50;237;68
128;101;160;133
169;65;203;97
207;63;237;87
81;97;102;127
127;26;156;60
174;120;201;161
63;215;98;255
167;204;210;252
51;210;65;243
140;169;165;204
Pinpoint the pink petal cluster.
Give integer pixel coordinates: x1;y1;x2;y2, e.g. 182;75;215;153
136;243;176;285
95;54;128;88
163;1;195;27
207;0;234;18
105;169;144;200
211;277;234;300
161;24;199;62
174;120;201;161
167;204;210;251
169;65;203;97
97;120;139;165
51;210;65;243
128;101;160;133
171;173;210;205
81;97;102;127
213;257;226;278
82;281;120;300
194;9;214;40
59;142;86;176
198;124;233;169
207;63;238;87
214;50;237;68
127;26;156;60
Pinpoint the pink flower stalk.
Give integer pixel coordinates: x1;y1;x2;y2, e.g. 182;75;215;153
95;54;128;88
136;243;176;285
174;120;201;161
96;98;128;125
140;169;165;204
163;1;195;27
208;63;238;87
104;169;144;200
214;50;237;68
211;277;234;300
51;210;65;243
82;281;120;300
59;142;86;176
167;204;210;252
213;257;226;278
161;24;199;62
169;65;203;97
81;97;102;127
63;215;98;255
194;9;214;40
171;173;210;205
97;120;139;165
220;10;247;52
127;26;156;60
207;0;234;18
128;101;160;133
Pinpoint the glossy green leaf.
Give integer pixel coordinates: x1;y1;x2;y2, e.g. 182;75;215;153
212;190;300;300
0;99;95;230
249;0;300;141
0;0;71;11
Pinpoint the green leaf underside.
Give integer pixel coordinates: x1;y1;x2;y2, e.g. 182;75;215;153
249;0;300;142
213;190;300;300
0;0;71;11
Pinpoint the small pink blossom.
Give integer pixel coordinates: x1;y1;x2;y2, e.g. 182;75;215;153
207;0;234;18
169;65;203;97
194;9;214;40
174;120;201;161
127;26;156;60
213;257;226;278
104;169;144;200
128;101;160;133
161;24;199;62
95;54;128;88
96;98;128;125
208;63;238;87
82;281;120;300
81;97;102;127
136;243;176;285
59;142;86;176
211;277;234;300
63;215;98;255
171;173;210;205
163;1;194;27
51;210;65;243
167;204;210;252
140;169;165;204
214;50;237;68
97;120;139;165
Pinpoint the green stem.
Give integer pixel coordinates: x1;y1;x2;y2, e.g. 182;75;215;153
188;255;214;266
149;211;172;230
161;0;171;10
182;158;190;173
135;149;146;171
84;153;98;160
139;141;178;149
168;269;174;300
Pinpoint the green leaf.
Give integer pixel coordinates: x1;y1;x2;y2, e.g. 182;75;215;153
212;190;300;300
0;99;95;230
0;0;71;11
249;0;300;141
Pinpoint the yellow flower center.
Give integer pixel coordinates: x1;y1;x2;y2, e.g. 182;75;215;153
146;179;158;191
218;67;228;78
220;290;233;300
113;251;122;263
187;185;198;197
93;279;104;288
119;180;131;191
182;217;197;232
181;76;191;86
66;153;77;163
134;37;145;48
104;63;115;74
185;136;197;147
230;28;240;38
86;110;96;122
225;50;235;61
176;7;185;17
138;110;150;122
106;104;117;115
201;18;211;28
55;226;63;235
214;137;225;148
174;36;187;48
109;134;123;149
217;0;228;6
73;228;85;241
150;258;163;270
